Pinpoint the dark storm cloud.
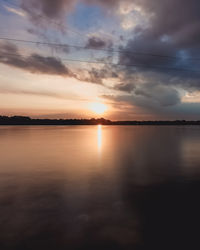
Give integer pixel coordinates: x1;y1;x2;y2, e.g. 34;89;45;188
86;36;113;49
134;84;181;107
102;92;200;120
0;42;72;76
109;0;200;117
114;83;135;93
87;0;200;101
120;38;178;67
119;0;200;72
104;83;181;109
132;0;200;48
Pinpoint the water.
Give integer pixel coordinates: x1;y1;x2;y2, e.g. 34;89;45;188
0;125;200;249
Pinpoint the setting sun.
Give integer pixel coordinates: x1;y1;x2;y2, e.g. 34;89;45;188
90;102;108;115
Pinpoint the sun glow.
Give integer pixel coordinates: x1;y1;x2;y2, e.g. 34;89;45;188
90;102;108;115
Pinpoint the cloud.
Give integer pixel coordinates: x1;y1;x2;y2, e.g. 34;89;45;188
0;86;83;101
114;83;135;93
85;0;119;7
19;0;124;29
104;83;181;109
119;37;178;68
134;84;181;107
20;0;75;23
0;87;67;99
103;92;200;120
4;5;26;17
0;42;113;85
86;36;113;49
108;0;200;115
119;0;200;69
76;68;104;85
0;42;72;76
75;66;115;85
132;0;200;48
4;0;200;119
20;0;200;49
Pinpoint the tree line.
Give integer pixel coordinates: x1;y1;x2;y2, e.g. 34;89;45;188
0;116;200;125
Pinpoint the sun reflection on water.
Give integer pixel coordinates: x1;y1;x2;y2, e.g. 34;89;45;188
97;125;102;154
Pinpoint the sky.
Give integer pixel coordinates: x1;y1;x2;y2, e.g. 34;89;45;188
0;0;200;120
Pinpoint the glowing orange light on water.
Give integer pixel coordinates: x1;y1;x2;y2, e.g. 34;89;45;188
97;124;102;152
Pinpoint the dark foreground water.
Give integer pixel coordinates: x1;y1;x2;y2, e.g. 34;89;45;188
1;125;200;250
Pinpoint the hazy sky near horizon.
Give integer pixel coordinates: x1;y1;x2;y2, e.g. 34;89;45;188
0;0;200;120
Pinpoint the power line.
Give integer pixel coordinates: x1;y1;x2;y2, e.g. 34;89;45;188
1;1;200;62
1;36;200;63
2;0;200;66
1;51;200;74
62;59;200;73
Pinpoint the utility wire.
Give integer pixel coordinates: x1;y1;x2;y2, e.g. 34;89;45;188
1;1;200;62
2;0;200;64
1;36;200;63
1;51;200;74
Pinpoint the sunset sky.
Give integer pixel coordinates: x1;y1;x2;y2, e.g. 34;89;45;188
0;0;200;120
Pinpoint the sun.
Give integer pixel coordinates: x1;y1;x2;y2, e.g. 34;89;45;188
90;102;108;115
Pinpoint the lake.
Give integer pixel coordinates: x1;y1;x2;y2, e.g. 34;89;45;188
0;125;200;249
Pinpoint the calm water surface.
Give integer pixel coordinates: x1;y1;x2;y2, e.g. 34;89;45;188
0;125;200;249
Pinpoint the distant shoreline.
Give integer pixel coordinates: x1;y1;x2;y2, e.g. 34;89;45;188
0;116;200;126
